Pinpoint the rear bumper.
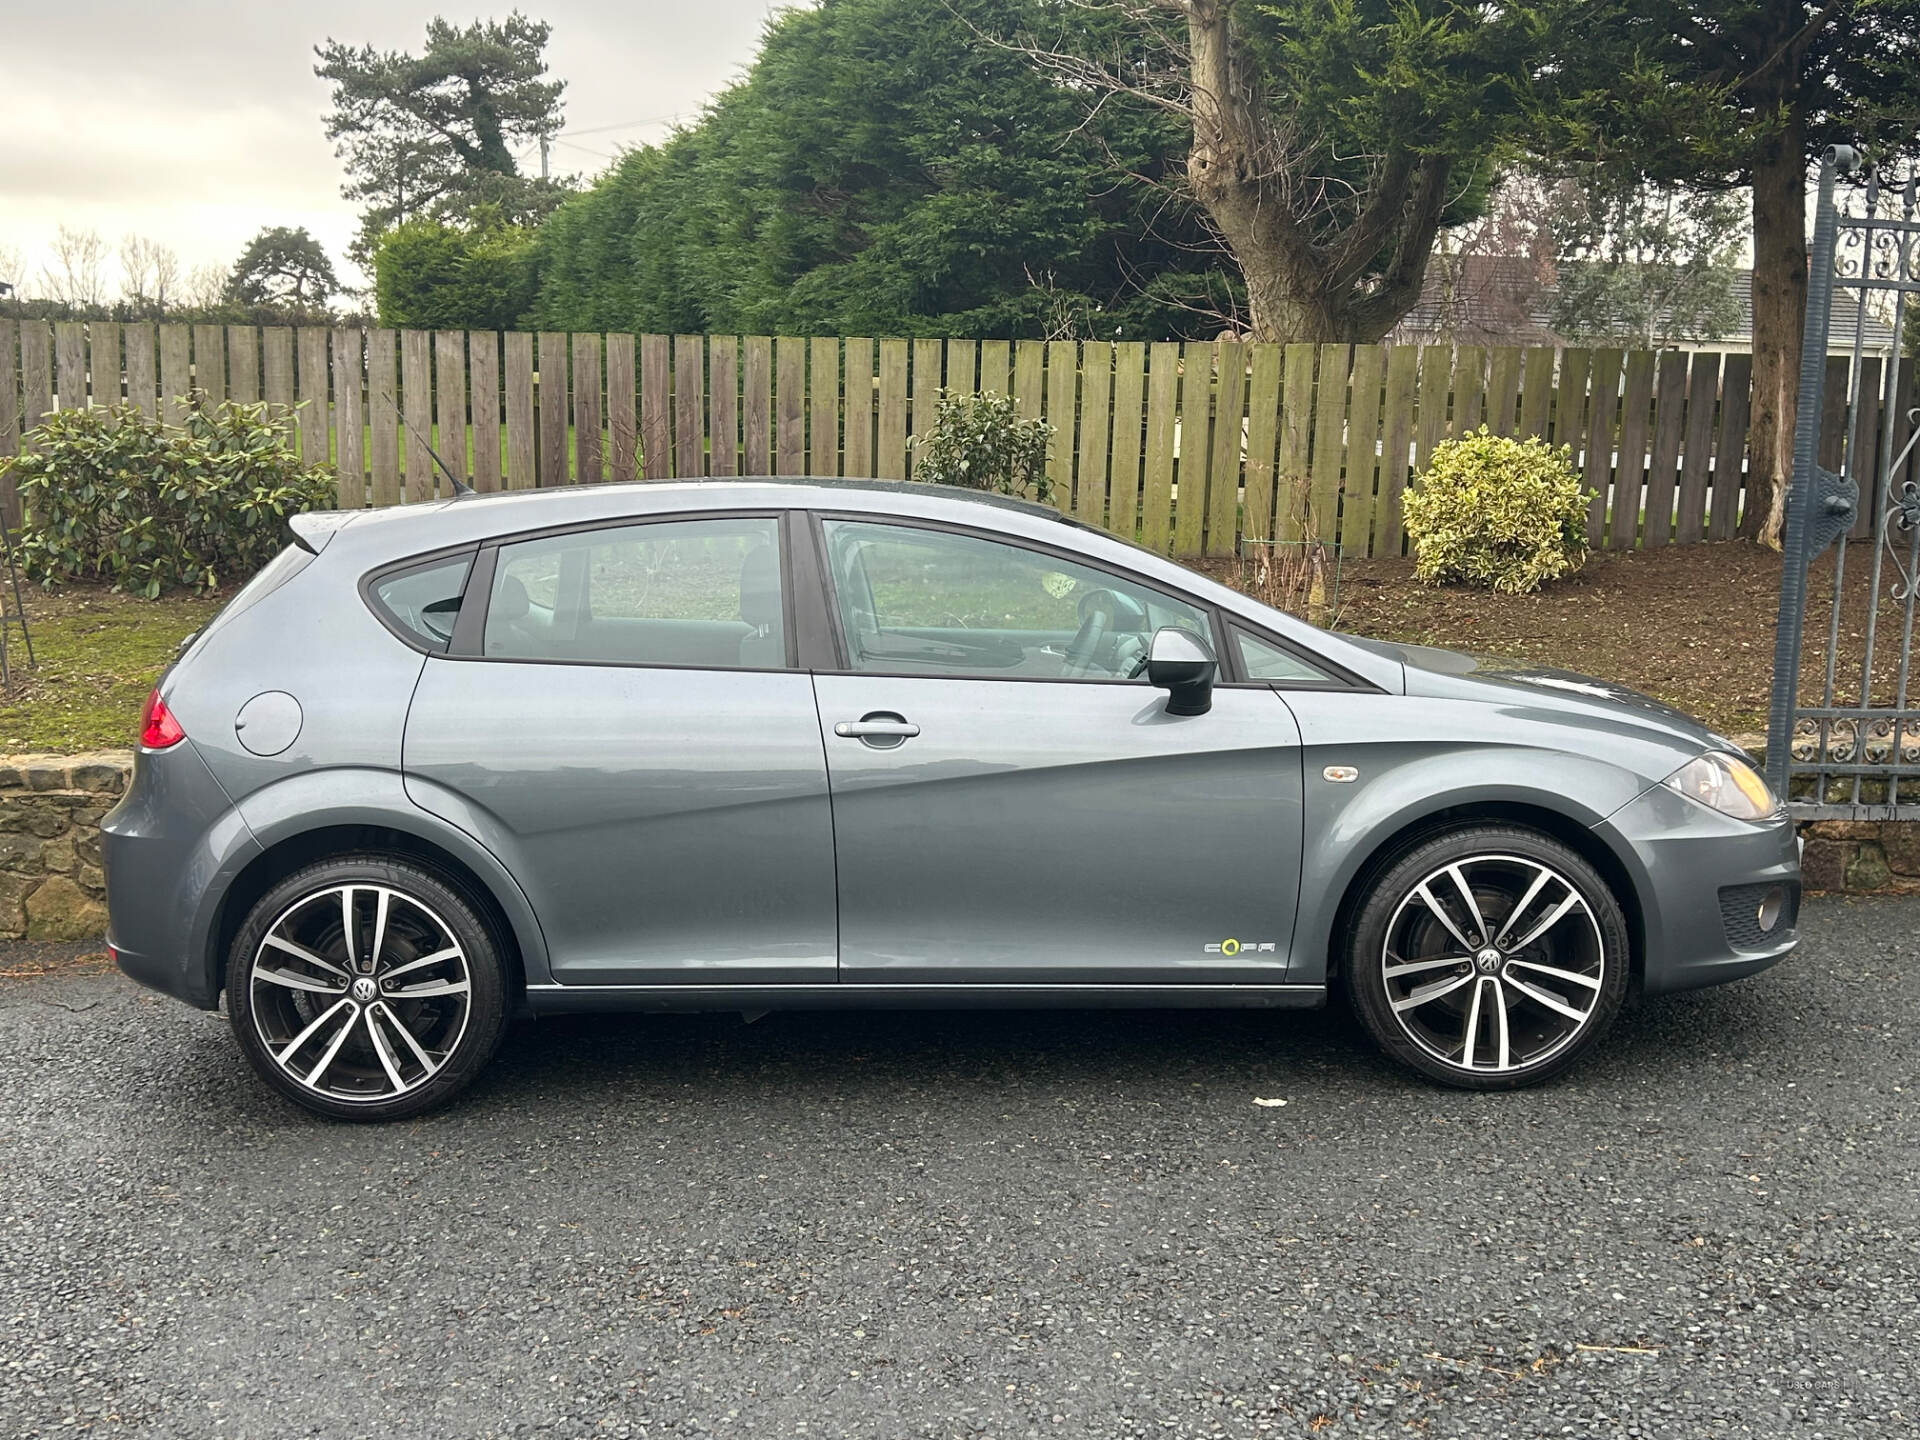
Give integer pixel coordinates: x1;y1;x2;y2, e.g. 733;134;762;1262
101;742;258;1010
1594;785;1800;997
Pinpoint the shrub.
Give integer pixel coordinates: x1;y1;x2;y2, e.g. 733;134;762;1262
1402;427;1593;595
374;216;538;331
909;390;1055;503
6;396;337;597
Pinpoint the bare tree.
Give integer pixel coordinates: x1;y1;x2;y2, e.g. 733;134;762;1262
0;242;25;301
1395;174;1562;344
183;262;230;311
120;234;182;314
151;246;181;313
40;225;109;308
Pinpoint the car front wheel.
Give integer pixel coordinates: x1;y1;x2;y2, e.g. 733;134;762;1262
1345;826;1630;1089
227;856;509;1121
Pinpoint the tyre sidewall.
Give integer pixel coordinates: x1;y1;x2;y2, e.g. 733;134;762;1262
1344;826;1630;1090
227;855;508;1122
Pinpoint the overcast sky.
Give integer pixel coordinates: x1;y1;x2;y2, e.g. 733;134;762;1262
0;1;788;293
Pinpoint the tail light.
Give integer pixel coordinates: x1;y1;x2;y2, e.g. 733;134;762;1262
139;689;185;750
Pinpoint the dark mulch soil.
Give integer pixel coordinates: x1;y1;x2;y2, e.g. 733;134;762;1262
1204;536;1920;743
1202;541;1790;737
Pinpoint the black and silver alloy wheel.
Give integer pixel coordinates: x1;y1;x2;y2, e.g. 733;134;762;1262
229;857;508;1120
1346;827;1629;1089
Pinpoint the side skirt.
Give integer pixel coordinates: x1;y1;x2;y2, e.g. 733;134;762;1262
524;982;1327;1016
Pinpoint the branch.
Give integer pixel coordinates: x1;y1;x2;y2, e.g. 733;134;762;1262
1325;148;1415;292
1344;154;1452;338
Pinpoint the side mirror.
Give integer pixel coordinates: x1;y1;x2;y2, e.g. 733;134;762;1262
1147;627;1216;716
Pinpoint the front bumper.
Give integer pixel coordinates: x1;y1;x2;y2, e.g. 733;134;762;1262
1593;783;1800;996
101;742;258;1010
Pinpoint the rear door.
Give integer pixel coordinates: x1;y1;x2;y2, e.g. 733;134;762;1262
809;516;1305;985
402;512;837;986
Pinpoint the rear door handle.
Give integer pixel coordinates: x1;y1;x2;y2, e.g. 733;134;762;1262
833;719;920;739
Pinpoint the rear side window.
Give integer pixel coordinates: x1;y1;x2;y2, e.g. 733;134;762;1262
484;517;785;669
370;554;473;653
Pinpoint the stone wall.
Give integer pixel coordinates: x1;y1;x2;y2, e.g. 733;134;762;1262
0;752;130;942
1797;820;1920;894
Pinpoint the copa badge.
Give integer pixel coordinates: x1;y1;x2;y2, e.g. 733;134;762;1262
1205;938;1277;955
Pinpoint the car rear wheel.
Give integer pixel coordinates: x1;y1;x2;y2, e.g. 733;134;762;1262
227;855;508;1121
1344;826;1629;1089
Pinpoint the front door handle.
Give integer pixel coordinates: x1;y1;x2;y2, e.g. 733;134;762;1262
834;719;920;739
833;714;921;748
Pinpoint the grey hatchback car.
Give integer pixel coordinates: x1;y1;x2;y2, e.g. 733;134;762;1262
104;479;1799;1119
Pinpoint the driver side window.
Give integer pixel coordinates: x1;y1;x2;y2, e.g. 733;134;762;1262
820;519;1210;680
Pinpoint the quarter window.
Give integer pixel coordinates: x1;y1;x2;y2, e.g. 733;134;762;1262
820;519;1210;680
1234;628;1335;684
484;517;785;669
370;554;472;653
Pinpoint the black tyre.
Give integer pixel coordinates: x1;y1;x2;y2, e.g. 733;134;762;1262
1344;826;1630;1089
227;854;509;1121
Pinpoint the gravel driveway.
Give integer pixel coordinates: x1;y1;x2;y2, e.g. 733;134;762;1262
3;897;1917;1439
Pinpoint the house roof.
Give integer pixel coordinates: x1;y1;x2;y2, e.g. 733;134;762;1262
1389;256;1900;353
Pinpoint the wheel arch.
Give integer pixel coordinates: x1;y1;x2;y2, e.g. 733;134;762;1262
1317;800;1646;985
208;769;551;1004
210;823;538;1006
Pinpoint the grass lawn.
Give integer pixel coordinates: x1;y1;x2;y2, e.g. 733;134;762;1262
0;585;225;753
0;540;1800;754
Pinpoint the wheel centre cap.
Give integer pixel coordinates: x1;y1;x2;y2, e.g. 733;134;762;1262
351;977;378;1003
1474;947;1502;973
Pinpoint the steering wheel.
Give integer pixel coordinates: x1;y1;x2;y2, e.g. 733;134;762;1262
1062;605;1110;678
1062;588;1147;677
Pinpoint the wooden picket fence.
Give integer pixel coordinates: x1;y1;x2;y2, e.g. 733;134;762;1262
4;318;1908;558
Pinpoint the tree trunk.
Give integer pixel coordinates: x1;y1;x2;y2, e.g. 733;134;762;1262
1235;237;1344;343
1182;0;1337;343
1180;0;1424;346
1741;96;1807;547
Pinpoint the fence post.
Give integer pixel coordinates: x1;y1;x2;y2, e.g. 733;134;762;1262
469;331;502;492
708;336;738;478
1076;341;1115;528
1205;339;1245;556
1343;345;1385;557
504;332;535;490
674;333;704;478
571;332;601;482
333;329;366;506
368;329;400;506
604;333;635;484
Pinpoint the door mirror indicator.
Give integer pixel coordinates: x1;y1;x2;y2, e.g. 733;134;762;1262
1147;627;1216;716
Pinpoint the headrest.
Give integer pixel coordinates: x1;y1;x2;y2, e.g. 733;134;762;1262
738;544;781;632
493;572;530;622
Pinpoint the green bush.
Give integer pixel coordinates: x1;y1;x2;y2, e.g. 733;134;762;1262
373;215;538;331
1402;427;1594;595
5;396;336;597
909;389;1055;503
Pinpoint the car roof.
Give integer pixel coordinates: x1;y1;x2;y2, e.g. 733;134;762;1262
312;477;1086;558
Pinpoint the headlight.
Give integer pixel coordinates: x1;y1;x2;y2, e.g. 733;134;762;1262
1663;751;1781;820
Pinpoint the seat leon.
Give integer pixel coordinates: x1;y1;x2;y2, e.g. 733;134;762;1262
103;480;1800;1119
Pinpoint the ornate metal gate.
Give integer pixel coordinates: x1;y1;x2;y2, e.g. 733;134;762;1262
1766;147;1920;818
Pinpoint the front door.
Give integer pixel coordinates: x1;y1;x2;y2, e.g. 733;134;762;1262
404;513;837;986
810;517;1304;984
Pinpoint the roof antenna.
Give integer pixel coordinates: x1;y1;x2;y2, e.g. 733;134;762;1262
383;390;476;499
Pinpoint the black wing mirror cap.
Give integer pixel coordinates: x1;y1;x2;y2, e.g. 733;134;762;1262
1147;627;1216;715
